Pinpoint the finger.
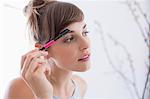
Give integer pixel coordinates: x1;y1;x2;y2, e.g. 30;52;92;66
20;49;39;70
47;57;55;67
23;58;46;80
21;51;48;77
34;64;47;78
21;57;45;76
25;63;47;82
28;58;47;73
30;59;51;77
45;60;52;76
22;50;48;71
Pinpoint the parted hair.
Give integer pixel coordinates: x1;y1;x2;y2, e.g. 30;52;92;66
24;0;84;44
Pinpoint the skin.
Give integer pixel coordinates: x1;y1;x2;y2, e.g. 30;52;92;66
4;21;91;99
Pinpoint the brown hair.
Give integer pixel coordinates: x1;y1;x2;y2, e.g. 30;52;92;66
24;0;84;44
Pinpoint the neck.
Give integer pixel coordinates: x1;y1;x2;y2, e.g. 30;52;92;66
50;66;73;87
48;65;74;96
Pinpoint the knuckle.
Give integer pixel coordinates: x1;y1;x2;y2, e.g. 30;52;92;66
32;73;38;78
27;54;33;59
31;73;40;81
25;73;32;81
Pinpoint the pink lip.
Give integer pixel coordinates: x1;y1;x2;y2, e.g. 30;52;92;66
78;54;90;61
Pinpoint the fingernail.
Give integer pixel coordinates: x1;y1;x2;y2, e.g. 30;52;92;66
43;51;48;54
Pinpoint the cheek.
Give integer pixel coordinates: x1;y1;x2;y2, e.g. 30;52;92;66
53;48;78;67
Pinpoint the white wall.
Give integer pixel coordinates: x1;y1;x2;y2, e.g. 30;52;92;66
1;0;149;99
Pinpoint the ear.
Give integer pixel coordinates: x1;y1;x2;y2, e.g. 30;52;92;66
35;42;42;49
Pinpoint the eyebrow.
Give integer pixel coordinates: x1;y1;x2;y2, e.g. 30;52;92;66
67;24;87;34
83;24;87;29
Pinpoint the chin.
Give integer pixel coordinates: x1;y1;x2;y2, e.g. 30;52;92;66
74;65;91;72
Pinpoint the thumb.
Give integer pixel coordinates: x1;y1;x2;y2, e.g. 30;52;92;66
48;57;55;66
45;65;51;76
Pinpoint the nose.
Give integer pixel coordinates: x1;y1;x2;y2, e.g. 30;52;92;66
79;37;90;51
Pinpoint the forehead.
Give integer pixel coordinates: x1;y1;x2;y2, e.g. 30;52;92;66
65;21;86;31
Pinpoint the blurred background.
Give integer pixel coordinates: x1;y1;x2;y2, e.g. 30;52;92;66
0;0;149;99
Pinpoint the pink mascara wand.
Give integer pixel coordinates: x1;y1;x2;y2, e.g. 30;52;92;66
39;29;71;50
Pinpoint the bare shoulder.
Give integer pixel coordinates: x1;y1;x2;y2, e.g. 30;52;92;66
4;77;35;99
72;75;87;98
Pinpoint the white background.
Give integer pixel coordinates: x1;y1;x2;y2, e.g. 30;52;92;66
0;0;149;99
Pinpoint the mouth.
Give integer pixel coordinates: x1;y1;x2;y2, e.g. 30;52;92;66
78;54;90;62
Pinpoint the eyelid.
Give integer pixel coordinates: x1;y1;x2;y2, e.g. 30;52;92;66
63;33;73;39
63;35;75;43
63;30;89;37
63;34;72;39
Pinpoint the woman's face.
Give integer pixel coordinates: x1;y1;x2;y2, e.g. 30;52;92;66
48;21;91;72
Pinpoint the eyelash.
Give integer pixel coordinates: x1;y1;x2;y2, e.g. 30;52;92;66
64;36;74;43
82;31;89;36
63;31;90;43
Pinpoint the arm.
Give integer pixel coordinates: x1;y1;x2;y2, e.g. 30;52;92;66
4;77;53;99
4;77;35;99
5;49;54;99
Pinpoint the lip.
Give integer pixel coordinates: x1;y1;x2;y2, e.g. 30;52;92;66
78;54;90;61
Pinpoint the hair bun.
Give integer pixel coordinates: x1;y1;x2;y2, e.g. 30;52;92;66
31;0;56;8
24;0;56;15
32;0;47;9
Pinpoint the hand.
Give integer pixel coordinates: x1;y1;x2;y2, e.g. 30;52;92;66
21;49;53;99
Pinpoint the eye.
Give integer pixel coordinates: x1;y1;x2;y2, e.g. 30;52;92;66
64;35;75;43
82;31;89;37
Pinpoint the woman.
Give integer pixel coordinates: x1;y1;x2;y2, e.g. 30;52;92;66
4;0;91;99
